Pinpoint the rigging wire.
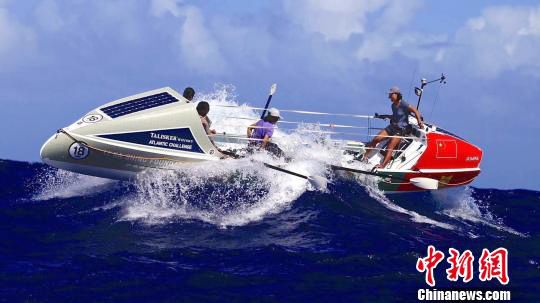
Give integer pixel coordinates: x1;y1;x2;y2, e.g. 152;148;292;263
213;104;373;119
429;81;443;120
223;116;369;129
406;65;418;101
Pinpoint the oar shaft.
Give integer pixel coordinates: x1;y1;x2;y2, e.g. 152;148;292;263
264;163;308;179
330;165;407;182
260;83;277;119
260;95;274;119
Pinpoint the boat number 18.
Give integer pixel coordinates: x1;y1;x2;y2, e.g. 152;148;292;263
69;142;89;160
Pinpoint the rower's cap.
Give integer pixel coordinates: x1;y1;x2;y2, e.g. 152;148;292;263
268;107;281;118
388;86;401;94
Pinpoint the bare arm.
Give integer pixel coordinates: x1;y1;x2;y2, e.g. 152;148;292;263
374;113;392;120
247;123;256;138
408;106;424;129
261;135;271;149
206;116;216;134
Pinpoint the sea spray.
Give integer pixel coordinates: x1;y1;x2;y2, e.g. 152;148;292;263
120;153;327;227
32;166;115;201
119;122;337;227
432;187;525;237
363;183;457;231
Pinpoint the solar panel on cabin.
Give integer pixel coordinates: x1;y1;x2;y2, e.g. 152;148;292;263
100;92;179;118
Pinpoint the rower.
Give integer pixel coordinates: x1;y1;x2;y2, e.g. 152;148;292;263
186;87;214;135
363;86;424;169
247;107;284;157
196;101;217;138
183;87;195;102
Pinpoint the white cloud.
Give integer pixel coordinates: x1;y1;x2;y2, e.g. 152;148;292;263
151;0;183;17
283;0;389;41
353;0;441;62
34;0;64;32
90;1;144;43
34;1;146;43
179;6;226;74
150;0;227;74
0;7;34;57
467;17;485;31
372;0;422;32
522;7;540;35
356;32;447;62
284;0;441;63
210;17;273;70
434;49;445;62
447;5;540;78
282;0;433;62
350;2;540;79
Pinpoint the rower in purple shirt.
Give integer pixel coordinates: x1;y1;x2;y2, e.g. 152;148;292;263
247;108;284;157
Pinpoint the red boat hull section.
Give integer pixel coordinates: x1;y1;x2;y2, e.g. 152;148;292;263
378;170;481;192
414;132;483;170
378;131;483;192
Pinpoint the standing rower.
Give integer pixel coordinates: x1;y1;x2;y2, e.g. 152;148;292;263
364;86;424;169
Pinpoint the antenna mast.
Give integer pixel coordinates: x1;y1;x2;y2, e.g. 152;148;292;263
415;73;447;110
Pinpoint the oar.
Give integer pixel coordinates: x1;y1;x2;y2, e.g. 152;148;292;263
260;83;277;119
218;149;242;159
263;163;328;190
216;148;326;189
330;165;439;190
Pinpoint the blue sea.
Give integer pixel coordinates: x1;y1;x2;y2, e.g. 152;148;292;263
1;158;539;302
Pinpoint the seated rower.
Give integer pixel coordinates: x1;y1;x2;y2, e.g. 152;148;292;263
196;102;235;159
196;101;217;138
186;87;215;132
183;87;195;102
247;108;284;157
364;86;424;169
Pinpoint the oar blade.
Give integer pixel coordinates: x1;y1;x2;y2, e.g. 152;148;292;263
270;83;277;95
410;177;439;190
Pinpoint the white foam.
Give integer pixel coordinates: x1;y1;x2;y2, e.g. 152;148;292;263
119;85;337;227
120;154;329;227
432;187;526;237
363;183;456;230
32;168;116;201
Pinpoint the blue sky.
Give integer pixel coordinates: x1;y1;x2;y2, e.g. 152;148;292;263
1;0;539;190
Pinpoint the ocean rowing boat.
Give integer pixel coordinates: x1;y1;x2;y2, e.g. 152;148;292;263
40;80;482;193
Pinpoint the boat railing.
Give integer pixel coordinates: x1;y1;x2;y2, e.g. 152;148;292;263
209;132;412;153
213;104;373;119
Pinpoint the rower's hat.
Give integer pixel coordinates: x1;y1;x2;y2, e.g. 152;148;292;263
388;86;401;94
267;107;281;118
